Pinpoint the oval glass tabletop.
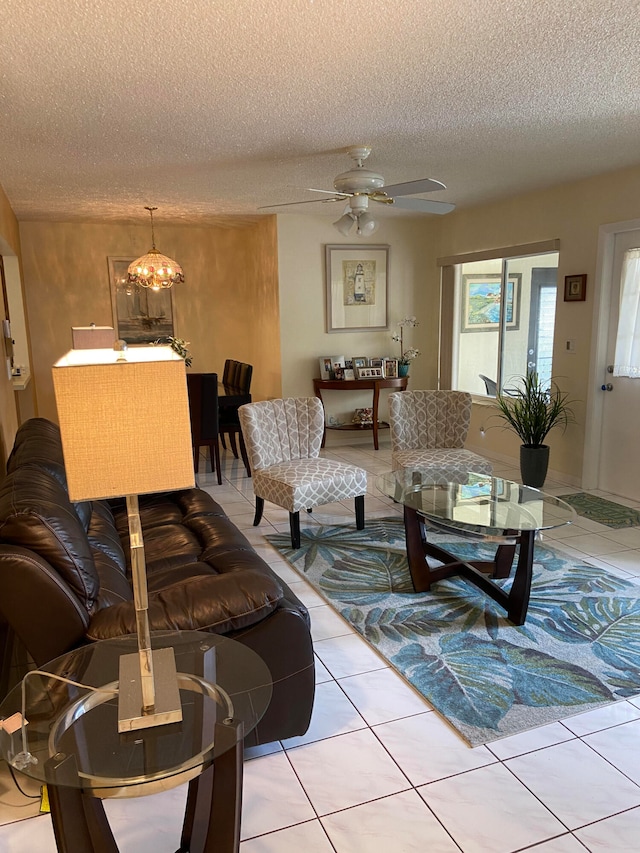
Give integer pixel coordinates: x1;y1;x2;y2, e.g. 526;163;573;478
377;470;576;537
0;631;273;795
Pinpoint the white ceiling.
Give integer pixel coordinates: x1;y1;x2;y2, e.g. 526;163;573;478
1;0;639;224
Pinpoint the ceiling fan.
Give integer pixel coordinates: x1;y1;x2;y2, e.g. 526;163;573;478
260;146;455;236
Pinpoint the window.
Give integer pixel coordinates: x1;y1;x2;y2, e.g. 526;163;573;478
439;243;559;396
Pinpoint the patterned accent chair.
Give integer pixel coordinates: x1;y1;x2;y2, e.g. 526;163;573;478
239;397;367;548
388;390;493;482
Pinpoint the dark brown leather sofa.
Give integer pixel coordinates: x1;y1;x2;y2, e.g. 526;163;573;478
0;418;315;746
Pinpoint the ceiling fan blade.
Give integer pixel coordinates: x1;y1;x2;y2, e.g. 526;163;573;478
257;198;337;210
381;177;447;197
391;197;456;214
305;187;352;197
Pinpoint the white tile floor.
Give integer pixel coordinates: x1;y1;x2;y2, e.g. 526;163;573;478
2;439;640;852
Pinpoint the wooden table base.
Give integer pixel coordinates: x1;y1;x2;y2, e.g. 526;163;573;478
403;505;536;625
46;718;244;853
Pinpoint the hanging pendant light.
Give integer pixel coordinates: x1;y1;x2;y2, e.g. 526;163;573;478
128;207;184;290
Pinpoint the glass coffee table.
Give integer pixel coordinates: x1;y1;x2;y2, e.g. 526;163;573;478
0;631;273;853
377;471;576;625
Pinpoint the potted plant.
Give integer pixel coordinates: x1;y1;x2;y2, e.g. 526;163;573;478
494;370;575;487
392;317;420;377
153;336;193;367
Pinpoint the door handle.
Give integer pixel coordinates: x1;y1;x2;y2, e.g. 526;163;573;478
601;383;613;391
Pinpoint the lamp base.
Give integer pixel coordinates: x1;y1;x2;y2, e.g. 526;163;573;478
118;647;183;732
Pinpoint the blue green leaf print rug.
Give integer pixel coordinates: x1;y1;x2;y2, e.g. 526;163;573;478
266;518;640;746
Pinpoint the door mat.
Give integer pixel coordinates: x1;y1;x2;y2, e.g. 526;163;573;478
557;493;640;529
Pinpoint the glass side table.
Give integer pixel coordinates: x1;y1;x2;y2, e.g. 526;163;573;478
0;631;273;853
377;470;576;625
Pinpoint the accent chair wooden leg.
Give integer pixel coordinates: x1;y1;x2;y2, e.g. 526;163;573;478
193;444;200;474
355;494;365;530
289;512;301;549
253;497;264;526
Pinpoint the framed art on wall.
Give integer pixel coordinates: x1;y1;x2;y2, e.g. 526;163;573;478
325;245;389;332
461;273;521;333
564;274;587;302
108;257;174;344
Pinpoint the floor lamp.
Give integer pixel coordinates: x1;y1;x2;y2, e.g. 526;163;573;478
52;345;195;732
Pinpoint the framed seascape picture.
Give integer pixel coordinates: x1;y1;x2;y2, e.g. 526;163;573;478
461;273;522;333
108;257;174;345
325;245;389;332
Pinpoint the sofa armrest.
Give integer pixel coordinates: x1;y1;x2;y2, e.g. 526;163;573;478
0;545;90;666
87;566;283;640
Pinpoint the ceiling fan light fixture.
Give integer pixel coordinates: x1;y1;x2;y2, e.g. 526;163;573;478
356;211;378;236
128;207;184;289
333;212;355;236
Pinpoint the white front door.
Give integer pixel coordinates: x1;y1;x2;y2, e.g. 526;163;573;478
597;228;640;500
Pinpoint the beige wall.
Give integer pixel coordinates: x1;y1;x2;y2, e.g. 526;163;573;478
0;184;21;470
5;160;640;484
18;217;281;421
277;213;439;430
437;163;640;483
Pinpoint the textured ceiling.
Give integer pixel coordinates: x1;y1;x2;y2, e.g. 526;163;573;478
0;0;639;224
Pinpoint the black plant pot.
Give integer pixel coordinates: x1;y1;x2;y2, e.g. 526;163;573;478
520;444;550;488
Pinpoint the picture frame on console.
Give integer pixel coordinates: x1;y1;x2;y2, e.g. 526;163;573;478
325;245;389;333
319;355;346;380
358;367;384;379
108;257;174;345
384;358;399;378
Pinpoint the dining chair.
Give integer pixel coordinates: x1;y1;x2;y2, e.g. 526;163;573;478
238;397;367;549
219;361;253;476
479;374;498;396
222;359;235;386
187;372;222;483
388;389;493;483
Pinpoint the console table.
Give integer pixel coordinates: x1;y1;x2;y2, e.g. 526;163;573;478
313;376;408;450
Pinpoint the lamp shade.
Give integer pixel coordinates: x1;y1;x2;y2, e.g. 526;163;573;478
52;347;195;502
71;326;116;349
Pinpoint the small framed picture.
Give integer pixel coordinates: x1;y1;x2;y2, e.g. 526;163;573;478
352;356;367;378
384;358;398;378
344;368;356;380
359;367;383;378
564;274;587;302
319;357;333;380
369;357;383;368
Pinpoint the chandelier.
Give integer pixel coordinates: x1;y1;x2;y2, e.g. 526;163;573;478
127;207;184;290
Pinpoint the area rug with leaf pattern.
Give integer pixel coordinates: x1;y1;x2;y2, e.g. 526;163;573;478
266;518;640;747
